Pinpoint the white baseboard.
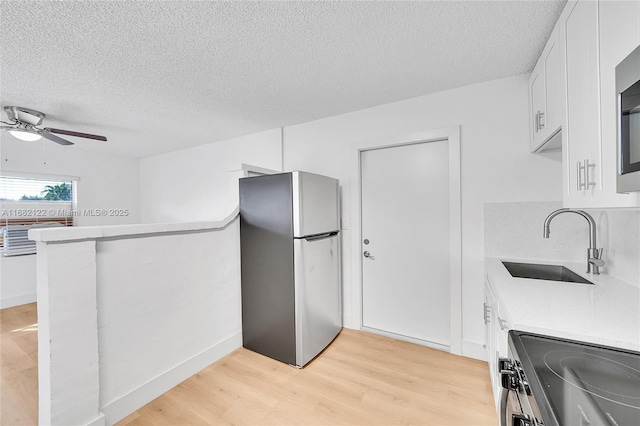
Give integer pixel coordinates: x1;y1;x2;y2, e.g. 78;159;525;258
101;332;242;425
342;314;356;330
361;326;450;352
341;319;488;363
462;339;487;361
0;292;36;309
86;412;106;426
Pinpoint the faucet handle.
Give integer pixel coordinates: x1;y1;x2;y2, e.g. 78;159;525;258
589;248;606;267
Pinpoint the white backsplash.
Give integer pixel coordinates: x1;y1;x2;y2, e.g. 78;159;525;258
484;201;639;287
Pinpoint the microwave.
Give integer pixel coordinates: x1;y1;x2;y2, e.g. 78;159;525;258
616;44;640;193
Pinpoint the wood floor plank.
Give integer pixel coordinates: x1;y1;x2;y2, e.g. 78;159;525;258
119;329;498;425
1;304;498;425
0;303;38;425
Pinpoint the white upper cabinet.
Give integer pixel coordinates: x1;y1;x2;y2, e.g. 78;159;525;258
529;25;563;152
560;0;640;208
597;0;640;207
563;0;601;207
545;31;563;146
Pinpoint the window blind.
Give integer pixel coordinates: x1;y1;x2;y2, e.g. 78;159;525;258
0;176;73;202
1;175;75;256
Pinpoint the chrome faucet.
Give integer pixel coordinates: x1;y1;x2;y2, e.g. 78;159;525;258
543;208;605;274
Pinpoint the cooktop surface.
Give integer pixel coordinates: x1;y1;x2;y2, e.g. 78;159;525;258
519;334;640;426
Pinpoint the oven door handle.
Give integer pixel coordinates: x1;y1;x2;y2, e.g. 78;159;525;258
500;386;534;426
577;404;591;425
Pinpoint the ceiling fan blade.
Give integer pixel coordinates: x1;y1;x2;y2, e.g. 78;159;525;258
44;127;107;141
40;130;74;145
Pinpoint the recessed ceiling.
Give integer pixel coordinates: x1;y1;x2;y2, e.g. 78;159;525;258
0;1;566;158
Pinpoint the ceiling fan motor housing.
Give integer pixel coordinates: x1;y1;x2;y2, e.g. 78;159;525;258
4;106;45;126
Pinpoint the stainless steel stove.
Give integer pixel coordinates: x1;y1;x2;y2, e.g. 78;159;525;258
502;331;640;426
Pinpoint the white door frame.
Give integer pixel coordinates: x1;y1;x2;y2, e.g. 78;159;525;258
349;126;462;355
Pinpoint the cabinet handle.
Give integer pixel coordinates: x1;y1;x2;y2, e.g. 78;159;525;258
534;112;539;133
538;111;545;129
584;159;596;189
577;161;586;190
498;317;509;330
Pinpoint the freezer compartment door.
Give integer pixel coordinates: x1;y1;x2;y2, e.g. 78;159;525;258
292;171;340;238
294;234;342;366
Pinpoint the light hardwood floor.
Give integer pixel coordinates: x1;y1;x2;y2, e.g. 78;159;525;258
0;304;498;425
119;329;497;425
0;302;38;425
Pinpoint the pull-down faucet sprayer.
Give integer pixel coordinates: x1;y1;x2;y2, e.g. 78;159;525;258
543;208;605;274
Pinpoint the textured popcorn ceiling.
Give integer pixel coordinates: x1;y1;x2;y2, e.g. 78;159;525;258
0;1;566;158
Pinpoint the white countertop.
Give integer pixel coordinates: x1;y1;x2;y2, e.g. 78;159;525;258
28;208;239;242
485;257;640;352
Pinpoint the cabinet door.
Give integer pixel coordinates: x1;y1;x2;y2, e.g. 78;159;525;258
529;26;562;152
484;282;500;409
544;35;562;139
563;0;600;207
496;299;510;363
596;0;640;207
563;0;640;208
530;65;546;151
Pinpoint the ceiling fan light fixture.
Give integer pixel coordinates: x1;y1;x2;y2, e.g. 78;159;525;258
8;129;42;141
2;106;105;146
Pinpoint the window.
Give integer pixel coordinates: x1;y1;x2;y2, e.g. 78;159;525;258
0;175;76;256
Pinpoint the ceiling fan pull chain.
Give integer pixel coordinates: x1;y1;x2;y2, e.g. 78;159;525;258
2;137;8;162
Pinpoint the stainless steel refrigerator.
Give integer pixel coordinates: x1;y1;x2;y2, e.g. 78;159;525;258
239;171;342;367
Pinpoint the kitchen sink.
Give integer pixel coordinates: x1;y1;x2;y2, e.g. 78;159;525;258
501;261;593;285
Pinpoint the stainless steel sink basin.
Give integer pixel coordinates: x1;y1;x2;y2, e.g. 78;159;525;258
501;261;593;285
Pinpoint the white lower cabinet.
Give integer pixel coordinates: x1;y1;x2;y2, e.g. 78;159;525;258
484;279;510;411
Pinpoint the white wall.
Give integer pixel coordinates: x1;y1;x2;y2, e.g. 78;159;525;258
0;137;141;226
96;220;241;423
0;254;37;308
140;128;282;223
31;215;241;424
136;75;561;359
0;136;141;308
282;75;563;357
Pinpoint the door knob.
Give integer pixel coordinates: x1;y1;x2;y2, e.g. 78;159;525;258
363;251;375;259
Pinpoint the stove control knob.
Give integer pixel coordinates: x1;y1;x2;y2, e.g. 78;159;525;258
501;370;518;390
499;358;513;371
512;413;532;426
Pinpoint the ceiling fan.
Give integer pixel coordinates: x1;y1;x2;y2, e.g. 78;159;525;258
0;106;107;145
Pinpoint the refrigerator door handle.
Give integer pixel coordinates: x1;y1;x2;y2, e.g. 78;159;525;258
302;231;339;242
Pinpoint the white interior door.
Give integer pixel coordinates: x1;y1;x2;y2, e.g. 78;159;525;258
361;140;450;348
